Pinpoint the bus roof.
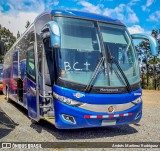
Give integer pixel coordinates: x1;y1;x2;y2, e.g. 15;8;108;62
37;9;124;26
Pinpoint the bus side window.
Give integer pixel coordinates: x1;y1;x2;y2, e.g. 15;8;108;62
26;47;36;81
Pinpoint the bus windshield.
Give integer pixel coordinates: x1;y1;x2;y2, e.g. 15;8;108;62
55;17;140;90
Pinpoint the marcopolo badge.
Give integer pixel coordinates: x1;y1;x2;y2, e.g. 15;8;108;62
73;92;85;98
108;106;114;113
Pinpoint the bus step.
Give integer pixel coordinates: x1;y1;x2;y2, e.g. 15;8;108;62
43;116;55;119
43;117;55;125
44;111;54;117
48;111;54;117
40;105;52;108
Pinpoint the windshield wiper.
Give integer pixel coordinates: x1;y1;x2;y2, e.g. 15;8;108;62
85;54;105;93
105;44;132;93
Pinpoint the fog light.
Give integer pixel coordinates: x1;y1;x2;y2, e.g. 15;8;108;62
62;114;76;124
135;112;141;120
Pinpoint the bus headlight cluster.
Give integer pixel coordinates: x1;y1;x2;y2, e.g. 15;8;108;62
53;92;84;107
132;97;142;104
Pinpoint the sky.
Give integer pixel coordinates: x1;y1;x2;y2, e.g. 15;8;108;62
0;0;160;37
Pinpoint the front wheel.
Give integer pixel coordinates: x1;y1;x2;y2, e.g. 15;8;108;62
31;119;38;124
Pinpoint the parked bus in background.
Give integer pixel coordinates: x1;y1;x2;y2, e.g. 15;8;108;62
2;10;158;129
0;64;3;91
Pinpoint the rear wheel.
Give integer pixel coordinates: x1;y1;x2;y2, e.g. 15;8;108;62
6;88;10;102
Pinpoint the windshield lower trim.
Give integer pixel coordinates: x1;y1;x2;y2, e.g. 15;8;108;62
56;78;140;94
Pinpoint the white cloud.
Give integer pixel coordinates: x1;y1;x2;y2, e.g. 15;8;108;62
127;25;145;34
147;10;160;22
141;6;146;11
0;0;62;37
146;0;154;7
142;0;154;11
128;0;140;6
103;4;139;24
128;13;139;23
0;11;38;36
78;1;103;14
45;0;59;9
0;0;50;36
77;2;139;24
103;4;125;20
2;0;45;13
53;0;59;6
126;6;139;23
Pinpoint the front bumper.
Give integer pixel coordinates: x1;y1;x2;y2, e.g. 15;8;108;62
54;100;142;129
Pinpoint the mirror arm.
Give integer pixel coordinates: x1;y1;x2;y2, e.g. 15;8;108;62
131;33;158;56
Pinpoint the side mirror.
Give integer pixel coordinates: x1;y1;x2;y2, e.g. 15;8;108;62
131;33;158;56
40;21;61;48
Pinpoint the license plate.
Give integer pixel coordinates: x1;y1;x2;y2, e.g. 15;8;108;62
102;120;116;126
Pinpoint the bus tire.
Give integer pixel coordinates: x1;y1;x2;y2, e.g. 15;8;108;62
4;87;7;99
31;119;38;124
6;88;11;102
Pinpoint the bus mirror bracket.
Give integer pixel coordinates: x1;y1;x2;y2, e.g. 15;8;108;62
40;21;61;48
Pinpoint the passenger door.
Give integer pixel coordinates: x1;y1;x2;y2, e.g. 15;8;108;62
26;44;39;121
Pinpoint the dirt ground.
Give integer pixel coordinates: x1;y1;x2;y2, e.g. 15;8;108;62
0;90;160;150
142;90;160;106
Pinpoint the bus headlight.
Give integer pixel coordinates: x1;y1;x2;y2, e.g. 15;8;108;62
53;92;84;107
132;97;142;104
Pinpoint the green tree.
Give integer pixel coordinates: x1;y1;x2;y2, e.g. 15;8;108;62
135;29;160;90
0;24;16;62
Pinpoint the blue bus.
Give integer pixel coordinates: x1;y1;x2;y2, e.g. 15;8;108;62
2;10;158;129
